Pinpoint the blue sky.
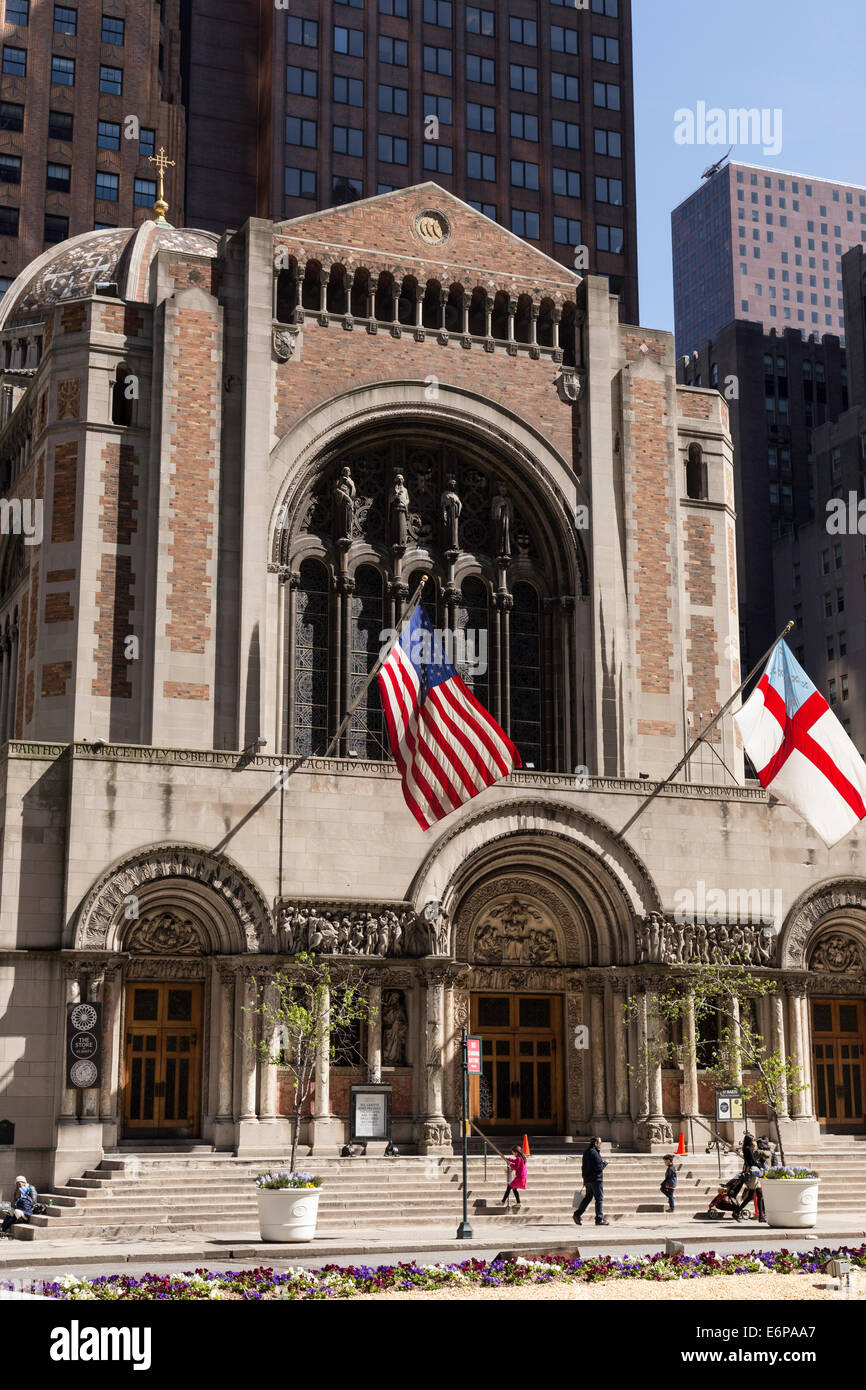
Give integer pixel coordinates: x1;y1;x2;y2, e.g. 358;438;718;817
633;0;866;331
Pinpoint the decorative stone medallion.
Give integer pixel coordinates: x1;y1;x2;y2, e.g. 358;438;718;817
413;210;451;246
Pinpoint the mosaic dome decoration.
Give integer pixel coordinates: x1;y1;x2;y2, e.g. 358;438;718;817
0;222;219;329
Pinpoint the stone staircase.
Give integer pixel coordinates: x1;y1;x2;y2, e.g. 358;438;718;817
10;1138;866;1242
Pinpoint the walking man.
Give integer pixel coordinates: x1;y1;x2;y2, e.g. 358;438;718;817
573;1136;609;1226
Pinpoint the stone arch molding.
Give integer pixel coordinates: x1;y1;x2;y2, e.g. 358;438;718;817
779;877;866;969
73;843;275;954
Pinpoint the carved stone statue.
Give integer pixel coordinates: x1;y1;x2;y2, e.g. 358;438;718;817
490;482;513;558
811;934;863;972
127;913;201;955
440;475;462;552
382;989;408;1065
388;472;410;549
472;898;560;965
333;466;356;544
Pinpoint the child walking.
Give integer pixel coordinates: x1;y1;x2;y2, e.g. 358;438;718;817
661;1154;677;1212
502;1146;527;1208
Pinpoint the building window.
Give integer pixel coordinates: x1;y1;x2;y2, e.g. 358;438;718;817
286;117;317;148
552;121;579;149
828;678;837;706
379;0;408;13
466;5;494;33
839;631;847;657
553;168;581;198
379;35;408;64
553;216;581;245
511;208;540;239
837;587;845;614
331;176;362;204
594;128;622;158
111;365;134;427
466;54;494;83
0;207;18;237
595;176;622;204
592;34;620;63
294;560;330;756
509;17;537;45
333;124;363;157
510;111;538;141
46;162;70;192
101;14;124;44
0;277;13;297
379;84;408;114
686;443;707;500
285;167;316;198
3;47;27;77
139;127;155;158
287;17;318;46
593;81;621;110
511;582;542;767
423;94;452;124
468;201;496;219
0;102;24;133
597;224;624;253
133;177;156;208
6;0;28;25
287;65;318;97
467;101;494;132
97;120;120;150
467;151;495;181
349;566;386;758
423;44;452;74
591;0;619;13
509;64;537;93
0;154;21;185
551;24;578;53
334;25;364;55
511;159;539;190
53;4;76;34
424;0;452;24
334;75;363;106
551;72;579;102
423;144;452;173
95;170;119;202
99;65;123;95
44;214;68;244
378;134;407;164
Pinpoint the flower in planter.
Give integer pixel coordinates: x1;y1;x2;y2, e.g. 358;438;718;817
763;1165;819;1180
255;1171;323;1190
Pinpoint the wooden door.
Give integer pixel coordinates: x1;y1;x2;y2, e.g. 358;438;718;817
811;998;866;1131
122;982;203;1139
470;994;562;1133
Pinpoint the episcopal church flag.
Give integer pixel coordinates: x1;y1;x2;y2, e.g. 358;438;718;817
377;605;521;829
733;640;866;849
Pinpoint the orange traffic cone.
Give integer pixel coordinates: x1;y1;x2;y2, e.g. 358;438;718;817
522;1133;531;1158
676;1132;686;1156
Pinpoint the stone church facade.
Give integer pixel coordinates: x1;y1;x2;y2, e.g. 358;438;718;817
0;186;864;1190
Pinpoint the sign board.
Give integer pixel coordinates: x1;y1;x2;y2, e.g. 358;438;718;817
66;1002;102;1090
349;1084;392;1142
715;1087;745;1122
466;1036;483;1075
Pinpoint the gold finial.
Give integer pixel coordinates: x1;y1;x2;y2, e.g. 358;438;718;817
147;147;176;227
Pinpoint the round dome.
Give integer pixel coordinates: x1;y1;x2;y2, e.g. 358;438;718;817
0;222;219;329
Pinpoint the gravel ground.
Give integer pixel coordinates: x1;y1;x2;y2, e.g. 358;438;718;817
351;1270;866;1301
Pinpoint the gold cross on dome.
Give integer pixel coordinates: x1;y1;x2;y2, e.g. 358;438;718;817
147;147;175;203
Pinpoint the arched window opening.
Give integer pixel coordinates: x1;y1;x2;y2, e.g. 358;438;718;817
456;576;489;710
349;565;385;759
422;280;441;330
275;267;297;323
301;262;321;311
111;364;134;427
408;568;439;629
560;303;576;367
468;288;486;337
350;268;370;319
686;443;707;500
537;299;555;348
294;559;330;756
397;275;418;325
374;271;395;323
490;290;508;341
514;294;533;344
445;285;463;334
510;582;541;768
326;266;349;316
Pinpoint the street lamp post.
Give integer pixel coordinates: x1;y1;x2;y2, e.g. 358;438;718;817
456;1027;473;1239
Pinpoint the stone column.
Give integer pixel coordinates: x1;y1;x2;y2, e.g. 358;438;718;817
216;965;236;1120
417;971;452;1153
318;267;329;318
682;993;699;1120
798;993;814;1118
367;982;382;1085
59;967;81;1121
5;620;17;735
414;283;425;331
589;983;606;1129
552;305;562;353
98;964;122;1140
730;996;743;1085
461;289;470;336
634;987;649;1123
258;975;278;1121
483;291;492;339
530;301;539;346
771;993;789;1117
239;969;258;1123
506;296;516;343
787;983;807;1118
612;982;630;1120
635;984;673;1151
439;288;448;333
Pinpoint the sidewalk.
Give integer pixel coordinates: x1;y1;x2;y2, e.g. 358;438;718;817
2;1214;865;1270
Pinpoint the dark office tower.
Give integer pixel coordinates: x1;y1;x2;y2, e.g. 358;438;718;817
842;244;866;408
183;0;639;323
0;0;185;297
672;162;866;358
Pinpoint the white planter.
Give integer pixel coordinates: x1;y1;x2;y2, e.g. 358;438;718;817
762;1178;819;1229
257;1188;321;1243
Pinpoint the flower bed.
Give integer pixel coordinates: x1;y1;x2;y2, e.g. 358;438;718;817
13;1246;865;1301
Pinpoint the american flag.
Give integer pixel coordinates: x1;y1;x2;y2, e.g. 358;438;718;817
377;605;521;829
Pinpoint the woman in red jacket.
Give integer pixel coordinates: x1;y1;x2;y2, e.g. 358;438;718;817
502;1147;527;1209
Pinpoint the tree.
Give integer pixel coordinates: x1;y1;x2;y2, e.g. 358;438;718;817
625;964;806;1166
244;952;376;1173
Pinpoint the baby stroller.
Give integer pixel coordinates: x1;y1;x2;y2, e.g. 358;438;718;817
706;1172;751;1219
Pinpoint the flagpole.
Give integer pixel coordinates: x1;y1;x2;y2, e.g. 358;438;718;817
618;618;794;839
320;574;429;760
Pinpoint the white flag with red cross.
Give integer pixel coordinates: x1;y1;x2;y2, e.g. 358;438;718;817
733;640;866;849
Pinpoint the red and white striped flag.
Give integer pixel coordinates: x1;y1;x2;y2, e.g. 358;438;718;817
377;605;520;829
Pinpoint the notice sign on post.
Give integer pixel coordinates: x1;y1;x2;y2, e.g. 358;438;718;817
466;1036;482;1075
349;1084;392;1142
715;1087;745;1122
66;1002;102;1090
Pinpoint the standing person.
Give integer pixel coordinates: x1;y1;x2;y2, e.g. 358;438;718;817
0;1176;35;1236
573;1136;609;1226
661;1154;678;1212
737;1133;767;1223
501;1145;527;1209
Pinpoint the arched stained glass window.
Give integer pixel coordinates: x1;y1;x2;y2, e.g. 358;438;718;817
349;565;385;758
294;559;330;755
510;582;541;767
456;576;489;710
